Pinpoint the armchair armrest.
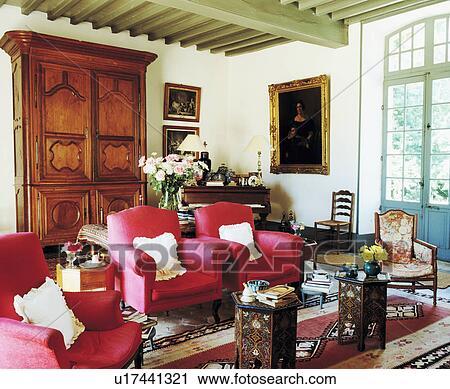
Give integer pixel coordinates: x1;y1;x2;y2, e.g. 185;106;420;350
193;235;251;271
0;318;70;368
254;231;303;261
64;290;124;331
413;238;437;266
178;238;229;273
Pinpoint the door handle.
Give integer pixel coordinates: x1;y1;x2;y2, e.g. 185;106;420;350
426;205;440;210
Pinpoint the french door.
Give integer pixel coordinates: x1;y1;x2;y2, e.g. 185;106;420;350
382;73;450;260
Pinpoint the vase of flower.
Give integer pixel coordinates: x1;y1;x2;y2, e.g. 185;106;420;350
159;188;181;211
139;153;208;211
360;244;387;278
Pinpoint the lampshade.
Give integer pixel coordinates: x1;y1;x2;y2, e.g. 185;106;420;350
244;135;269;153
177;134;206;152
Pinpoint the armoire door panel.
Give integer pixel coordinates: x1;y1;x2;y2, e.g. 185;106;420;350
96;185;141;224
96;74;137;137
97;139;135;179
37;62;91;181
43;136;88;180
35;188;90;244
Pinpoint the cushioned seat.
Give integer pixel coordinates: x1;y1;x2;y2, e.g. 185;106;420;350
384;262;434;279
67;322;142;369
151;272;217;302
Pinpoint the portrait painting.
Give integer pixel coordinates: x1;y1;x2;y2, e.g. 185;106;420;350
269;75;330;175
164;83;201;122
163;125;200;158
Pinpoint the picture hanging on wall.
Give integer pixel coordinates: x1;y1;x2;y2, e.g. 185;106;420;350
269;74;330;175
164;83;201;122
163;125;200;158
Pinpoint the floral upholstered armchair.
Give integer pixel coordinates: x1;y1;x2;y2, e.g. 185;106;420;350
375;210;438;305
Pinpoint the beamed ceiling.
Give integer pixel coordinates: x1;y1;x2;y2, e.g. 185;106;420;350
0;0;447;56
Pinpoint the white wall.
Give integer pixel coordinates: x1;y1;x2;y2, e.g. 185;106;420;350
0;5;229;233
358;0;450;234
226;26;361;228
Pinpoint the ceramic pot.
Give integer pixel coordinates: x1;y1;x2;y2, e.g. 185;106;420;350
364;260;381;278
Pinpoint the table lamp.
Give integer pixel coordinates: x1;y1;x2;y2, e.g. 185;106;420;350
244;135;269;184
177;134;211;182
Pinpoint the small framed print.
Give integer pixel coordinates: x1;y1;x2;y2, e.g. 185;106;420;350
163;125;200;158
164;83;201;122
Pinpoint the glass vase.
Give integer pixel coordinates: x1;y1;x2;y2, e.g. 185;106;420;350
66;252;76;268
159;189;181;211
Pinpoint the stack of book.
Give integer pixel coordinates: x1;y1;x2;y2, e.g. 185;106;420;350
177;210;195;225
301;270;332;294
256;285;298;307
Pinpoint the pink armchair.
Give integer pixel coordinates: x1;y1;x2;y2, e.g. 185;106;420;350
195;202;304;291
0;233;142;369
107;206;226;322
375;210;438;305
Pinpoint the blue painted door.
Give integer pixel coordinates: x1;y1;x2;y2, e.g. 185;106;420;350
382;74;450;260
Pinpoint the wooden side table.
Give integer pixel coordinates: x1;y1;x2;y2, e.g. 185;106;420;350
232;292;300;369
335;273;390;351
56;263;114;292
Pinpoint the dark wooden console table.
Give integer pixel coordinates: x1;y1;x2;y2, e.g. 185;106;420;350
181;186;271;225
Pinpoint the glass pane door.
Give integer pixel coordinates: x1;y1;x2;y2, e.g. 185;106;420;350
382;77;425;224
423;74;450;258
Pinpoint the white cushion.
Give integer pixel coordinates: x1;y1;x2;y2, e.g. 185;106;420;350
219;222;262;261
133;233;187;281
13;277;85;349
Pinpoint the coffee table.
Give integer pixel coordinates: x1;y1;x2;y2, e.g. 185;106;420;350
232;291;300;369
56;261;114;292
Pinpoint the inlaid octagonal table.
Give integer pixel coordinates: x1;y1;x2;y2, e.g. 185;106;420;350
335;272;390;352
232;292;301;369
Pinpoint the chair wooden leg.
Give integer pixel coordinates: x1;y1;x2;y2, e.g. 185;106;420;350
134;343;143;369
212;299;222;324
411;281;416;293
120;300;126;310
314;222;318;242
433;275;438;306
336;225;341;253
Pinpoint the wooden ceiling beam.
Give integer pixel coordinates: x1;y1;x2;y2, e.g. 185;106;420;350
297;0;333;10
280;0;297;4
344;0;445;24
130;9;187;37
210;33;275;53
332;0;404;21
110;3;165;33
164;19;226;44
225;37;291;56
315;0;367;16
70;0;113;25
47;0;80;21
92;0;144;29
148;14;207;41
180;24;245;47
197;30;264;51
147;0;347;48
21;0;45;15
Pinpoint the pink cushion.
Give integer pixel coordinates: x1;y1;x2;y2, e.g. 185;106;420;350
67;322;142;369
151;272;217;302
195;202;255;238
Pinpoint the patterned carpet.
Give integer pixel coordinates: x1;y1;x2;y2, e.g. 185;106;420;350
144;297;450;369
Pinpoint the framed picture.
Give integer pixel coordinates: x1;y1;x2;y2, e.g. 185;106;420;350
269;75;330;175
164;83;201;122
163;125;200;158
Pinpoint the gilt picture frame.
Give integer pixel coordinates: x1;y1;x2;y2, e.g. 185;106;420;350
163;125;200;158
269;75;330;175
164;83;201;122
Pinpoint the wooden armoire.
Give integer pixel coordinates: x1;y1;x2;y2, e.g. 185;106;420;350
0;31;157;245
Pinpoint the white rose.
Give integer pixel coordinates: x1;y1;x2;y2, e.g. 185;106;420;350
155;170;166;182
143;163;157;175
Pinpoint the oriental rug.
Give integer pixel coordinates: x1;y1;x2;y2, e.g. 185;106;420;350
144;298;450;369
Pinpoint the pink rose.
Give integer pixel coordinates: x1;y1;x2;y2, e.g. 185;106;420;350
174;164;185;175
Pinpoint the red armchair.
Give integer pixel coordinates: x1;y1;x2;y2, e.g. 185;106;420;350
107;206;225;322
0;233;142;369
195;202;304;291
